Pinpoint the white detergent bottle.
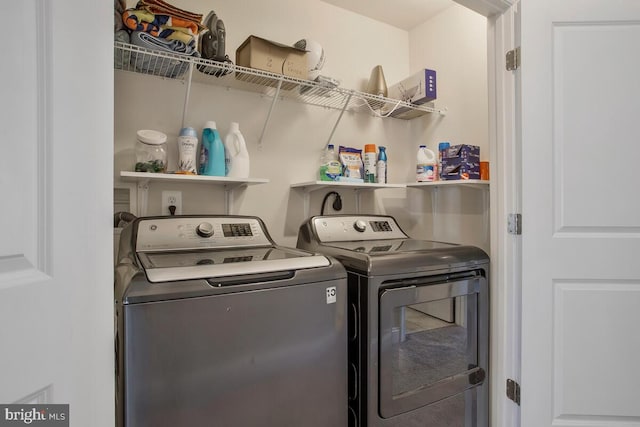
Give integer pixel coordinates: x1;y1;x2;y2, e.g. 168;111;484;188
224;122;250;178
416;145;437;182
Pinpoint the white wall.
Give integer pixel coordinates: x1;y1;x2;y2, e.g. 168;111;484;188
404;4;489;250
114;0;488;250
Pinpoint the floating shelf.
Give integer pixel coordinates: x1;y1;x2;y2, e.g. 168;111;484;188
291;181;406;191
291;181;405;217
406;180;490;190
120;171;269;215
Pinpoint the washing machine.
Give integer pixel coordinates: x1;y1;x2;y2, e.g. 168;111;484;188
297;215;489;427
114;215;348;427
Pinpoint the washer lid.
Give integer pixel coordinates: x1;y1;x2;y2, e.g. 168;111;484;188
313;240;488;275
325;239;457;253
138;247;329;283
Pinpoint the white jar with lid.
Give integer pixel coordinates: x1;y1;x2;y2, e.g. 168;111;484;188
135;129;167;173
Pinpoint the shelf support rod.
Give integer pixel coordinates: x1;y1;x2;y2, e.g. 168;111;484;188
136;179;150;217
224;186;233;215
181;62;194;128
258;79;283;150
326;92;353;147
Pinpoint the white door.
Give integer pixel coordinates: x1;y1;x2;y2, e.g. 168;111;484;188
0;1;114;425
520;1;640;426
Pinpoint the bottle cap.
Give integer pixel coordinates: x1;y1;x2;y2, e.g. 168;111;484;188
204;121;217;129
365;144;376;152
328;144;334;149
379;146;386;150
438;142;450;150
419;145;426;148
229;122;240;132
179;127;198;138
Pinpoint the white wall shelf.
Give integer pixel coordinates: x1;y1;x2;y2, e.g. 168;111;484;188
114;41;446;148
406;180;490;190
291;180;405;218
120;171;269;216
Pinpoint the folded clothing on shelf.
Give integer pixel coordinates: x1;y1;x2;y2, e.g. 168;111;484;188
135;0;203;30
123;9;198;46
129;31;200;78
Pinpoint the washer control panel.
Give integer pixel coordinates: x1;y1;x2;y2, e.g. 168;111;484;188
136;217;271;252
312;216;408;242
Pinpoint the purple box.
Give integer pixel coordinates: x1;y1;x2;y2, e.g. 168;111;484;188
388;69;437;106
441;157;480;180
443;144;480;161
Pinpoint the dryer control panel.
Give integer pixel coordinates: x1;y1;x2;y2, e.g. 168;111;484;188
135;216;272;252
312;215;408;242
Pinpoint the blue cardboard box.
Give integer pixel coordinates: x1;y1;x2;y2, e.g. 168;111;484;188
443;144;480;161
441;157;480;180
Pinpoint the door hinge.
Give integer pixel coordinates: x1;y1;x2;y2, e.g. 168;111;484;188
506;379;521;405
507;213;522;235
506;47;520;71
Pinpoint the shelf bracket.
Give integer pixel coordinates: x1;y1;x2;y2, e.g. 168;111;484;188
354;188;361;214
258;79;283;150
326;92;353;147
136;179;150;217
181;62;194;128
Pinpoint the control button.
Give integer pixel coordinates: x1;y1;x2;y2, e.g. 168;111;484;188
196;222;215;238
353;220;367;232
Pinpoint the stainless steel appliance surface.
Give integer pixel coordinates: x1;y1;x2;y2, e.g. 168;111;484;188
297;215;489;427
115;215;348;427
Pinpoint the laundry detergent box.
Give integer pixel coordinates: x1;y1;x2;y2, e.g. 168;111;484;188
443;144;480;162
388;68;437;106
236;35;307;89
441;157;480;180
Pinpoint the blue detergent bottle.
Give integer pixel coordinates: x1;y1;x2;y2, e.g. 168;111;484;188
200;121;226;176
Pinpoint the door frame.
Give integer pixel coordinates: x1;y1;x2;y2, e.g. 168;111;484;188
452;0;521;426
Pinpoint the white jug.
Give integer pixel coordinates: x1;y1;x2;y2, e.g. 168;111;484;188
224;122;250;178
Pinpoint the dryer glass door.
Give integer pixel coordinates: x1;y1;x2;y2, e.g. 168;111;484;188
378;273;487;418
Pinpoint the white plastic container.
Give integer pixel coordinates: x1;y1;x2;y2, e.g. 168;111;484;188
224;122;250;178
416;145;437;182
177;127;198;174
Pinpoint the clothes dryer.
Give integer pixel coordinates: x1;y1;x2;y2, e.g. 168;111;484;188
297;215;489;427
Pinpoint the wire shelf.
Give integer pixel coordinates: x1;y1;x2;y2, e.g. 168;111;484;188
114;41;444;119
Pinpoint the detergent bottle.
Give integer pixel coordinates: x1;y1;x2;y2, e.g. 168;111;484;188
416;145;437;182
200;121;226;176
224;122;250;178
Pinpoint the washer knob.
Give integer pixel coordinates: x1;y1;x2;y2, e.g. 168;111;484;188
353;220;367;232
196;222;214;238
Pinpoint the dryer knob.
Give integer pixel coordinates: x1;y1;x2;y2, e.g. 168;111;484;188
196;222;215;238
353;220;367;232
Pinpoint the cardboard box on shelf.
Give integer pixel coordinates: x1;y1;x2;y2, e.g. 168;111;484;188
440;144;480;179
443;144;480;161
388;68;436;105
235;35;307;89
441;157;480;180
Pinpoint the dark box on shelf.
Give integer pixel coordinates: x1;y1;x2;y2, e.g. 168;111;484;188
441;157;480;180
443;144;480;161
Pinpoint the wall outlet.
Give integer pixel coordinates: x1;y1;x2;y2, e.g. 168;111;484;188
161;191;182;216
